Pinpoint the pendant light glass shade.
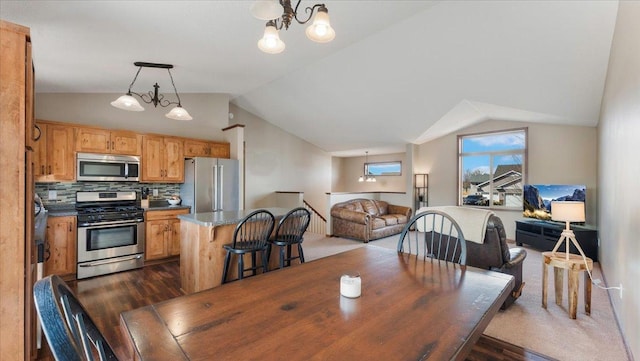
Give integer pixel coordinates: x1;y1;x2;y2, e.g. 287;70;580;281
111;94;144;111
358;151;376;182
305;8;335;43
165;106;193;121
250;0;282;20
258;23;286;54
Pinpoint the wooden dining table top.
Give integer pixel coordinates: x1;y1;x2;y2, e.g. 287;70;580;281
120;246;514;361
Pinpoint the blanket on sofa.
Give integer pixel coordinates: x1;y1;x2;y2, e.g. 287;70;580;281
416;206;494;244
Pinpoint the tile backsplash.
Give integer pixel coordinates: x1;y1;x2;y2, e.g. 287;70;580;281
36;182;180;206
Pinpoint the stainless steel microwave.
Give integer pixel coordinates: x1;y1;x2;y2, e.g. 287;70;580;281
76;153;140;182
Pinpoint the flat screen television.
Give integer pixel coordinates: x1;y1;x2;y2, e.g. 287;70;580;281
523;184;586;221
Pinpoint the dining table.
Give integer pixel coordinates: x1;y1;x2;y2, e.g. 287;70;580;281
120;246;514;361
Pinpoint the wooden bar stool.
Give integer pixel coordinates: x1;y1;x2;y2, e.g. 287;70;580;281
542;251;593;319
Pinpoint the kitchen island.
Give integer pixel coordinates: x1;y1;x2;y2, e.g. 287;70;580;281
178;208;296;293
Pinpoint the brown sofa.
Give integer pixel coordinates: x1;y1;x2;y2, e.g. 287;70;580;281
331;199;412;242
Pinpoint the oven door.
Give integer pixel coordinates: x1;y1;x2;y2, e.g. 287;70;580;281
77;221;145;263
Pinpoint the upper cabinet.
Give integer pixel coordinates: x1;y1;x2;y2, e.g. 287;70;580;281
141;135;184;183
34;121;75;182
76;126;141;155
184;139;230;158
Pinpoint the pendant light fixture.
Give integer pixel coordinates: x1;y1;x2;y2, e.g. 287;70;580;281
111;62;192;120
358;151;376;183
251;0;335;54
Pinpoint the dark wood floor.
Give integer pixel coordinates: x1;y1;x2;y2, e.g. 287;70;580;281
37;260;557;361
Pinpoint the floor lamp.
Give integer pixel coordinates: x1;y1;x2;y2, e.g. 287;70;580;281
550;201;588;260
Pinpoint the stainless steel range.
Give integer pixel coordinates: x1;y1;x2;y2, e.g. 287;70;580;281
76;191;145;279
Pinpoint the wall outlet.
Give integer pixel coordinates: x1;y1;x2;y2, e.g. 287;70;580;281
48;190;57;200
619;283;623;299
153;188;159;197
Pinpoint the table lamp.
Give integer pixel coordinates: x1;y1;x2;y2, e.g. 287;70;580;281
550;201;587;260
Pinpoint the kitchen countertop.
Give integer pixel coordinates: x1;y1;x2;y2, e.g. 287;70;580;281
144;204;191;211
43;202;190;216
43;203;77;217
178;207;292;227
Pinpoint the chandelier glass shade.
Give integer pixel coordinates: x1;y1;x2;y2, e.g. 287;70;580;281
252;0;335;54
111;62;192;121
258;21;286;54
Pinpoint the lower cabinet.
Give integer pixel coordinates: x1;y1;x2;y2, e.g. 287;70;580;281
145;208;190;261
44;215;77;279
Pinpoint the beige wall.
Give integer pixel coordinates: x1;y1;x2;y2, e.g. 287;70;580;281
415;120;598;239
598;1;639;358
229;104;331;218
36;93;229;140
333;152;407;193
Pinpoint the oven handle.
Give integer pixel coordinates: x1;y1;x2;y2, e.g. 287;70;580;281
78;254;143;267
78;219;144;228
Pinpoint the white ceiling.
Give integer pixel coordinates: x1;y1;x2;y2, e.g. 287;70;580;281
1;1;619;156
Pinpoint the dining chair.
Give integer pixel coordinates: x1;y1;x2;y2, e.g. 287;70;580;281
397;210;467;265
33;274;118;361
267;207;311;269
222;209;276;284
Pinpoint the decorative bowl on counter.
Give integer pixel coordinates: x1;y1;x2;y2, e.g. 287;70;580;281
167;198;181;205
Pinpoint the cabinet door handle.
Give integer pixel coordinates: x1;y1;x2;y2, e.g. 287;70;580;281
68;224;72;232
34;124;42;141
112;141;115;150
41;165;44;174
48;165;51;174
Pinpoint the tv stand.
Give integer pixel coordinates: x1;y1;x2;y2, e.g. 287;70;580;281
515;219;598;261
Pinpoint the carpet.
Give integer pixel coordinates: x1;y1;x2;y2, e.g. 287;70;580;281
302;233;630;361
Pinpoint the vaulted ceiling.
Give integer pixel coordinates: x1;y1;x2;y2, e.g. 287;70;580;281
1;1;619;156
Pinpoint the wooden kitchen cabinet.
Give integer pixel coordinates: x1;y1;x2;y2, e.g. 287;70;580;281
141;135;184;182
184;138;230;158
145;208;189;261
34;121;76;181
76;126;142;155
44;216;77;279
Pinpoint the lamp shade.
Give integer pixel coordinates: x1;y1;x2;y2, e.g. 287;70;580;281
250;0;282;20
551;201;585;223
111;94;144;111
305;8;335;43
165;106;192;121
258;23;286;54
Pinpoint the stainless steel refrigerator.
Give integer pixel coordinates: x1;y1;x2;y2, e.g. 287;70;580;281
180;158;240;213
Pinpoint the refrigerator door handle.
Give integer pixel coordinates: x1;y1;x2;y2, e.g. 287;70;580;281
213;165;218;211
219;165;224;210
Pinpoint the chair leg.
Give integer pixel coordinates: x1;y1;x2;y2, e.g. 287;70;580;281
279;246;286;269
261;250;268;273
286;245;293;267
251;252;257;276
266;244;272;265
222;251;231;284
298;243;305;263
238;254;244;280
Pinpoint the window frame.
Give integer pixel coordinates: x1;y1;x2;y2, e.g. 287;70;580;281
457;127;528;210
364;161;402;176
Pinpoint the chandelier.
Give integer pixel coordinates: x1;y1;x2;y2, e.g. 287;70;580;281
358;151;376;183
250;0;336;54
111;62;192;121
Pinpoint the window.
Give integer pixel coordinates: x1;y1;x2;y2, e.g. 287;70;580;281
458;128;527;209
365;161;402;176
